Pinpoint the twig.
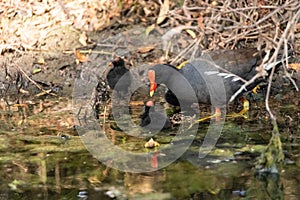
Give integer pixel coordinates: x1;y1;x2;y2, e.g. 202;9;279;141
265;7;300;119
230;4;300;102
265;59;276;120
170;36;201;65
96;43;128;48
63;50;113;55
282;39;299;91
183;5;281;12
13;61;58;97
229;73;262;102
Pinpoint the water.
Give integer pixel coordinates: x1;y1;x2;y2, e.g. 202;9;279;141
0;97;299;199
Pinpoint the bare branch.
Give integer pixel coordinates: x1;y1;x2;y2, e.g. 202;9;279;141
13;61;58;97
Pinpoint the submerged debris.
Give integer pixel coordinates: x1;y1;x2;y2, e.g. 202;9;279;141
144;138;160;148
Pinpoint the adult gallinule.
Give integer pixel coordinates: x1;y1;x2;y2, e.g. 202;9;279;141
94;57;129;120
140;100;171;131
148;48;271;117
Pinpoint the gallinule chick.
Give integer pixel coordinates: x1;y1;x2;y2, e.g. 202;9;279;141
106;57;131;92
140;100;171;131
93;77;110;119
148;48;272;117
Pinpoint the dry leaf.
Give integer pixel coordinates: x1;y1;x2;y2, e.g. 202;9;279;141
75;51;90;63
185;29;196;38
32;68;42;74
295;23;300;30
37;58;45;65
138;45;156;53
19;88;29;94
288;63;300;71
197;16;205;30
88;176;101;184
211;1;218;6
157;0;169;25
143;7;152;16
79;32;88;46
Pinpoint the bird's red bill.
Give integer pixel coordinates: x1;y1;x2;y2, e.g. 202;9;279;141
150;83;157;97
148;70;157;97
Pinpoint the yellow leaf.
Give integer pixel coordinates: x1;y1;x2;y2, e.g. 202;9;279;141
252;85;260;94
177;61;188;69
33;68;42;74
185;29;196;39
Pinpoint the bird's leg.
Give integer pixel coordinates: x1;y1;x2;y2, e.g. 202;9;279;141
197;107;222;122
215;107;221;122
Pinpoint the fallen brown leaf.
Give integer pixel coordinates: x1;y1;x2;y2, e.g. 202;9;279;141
157;0;169;25
197;16;205;30
75;50;90;63
138;45;156;53
288;63;300;71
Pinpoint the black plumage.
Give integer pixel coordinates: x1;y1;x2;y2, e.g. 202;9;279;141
106;57;130;92
148;48;268;108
